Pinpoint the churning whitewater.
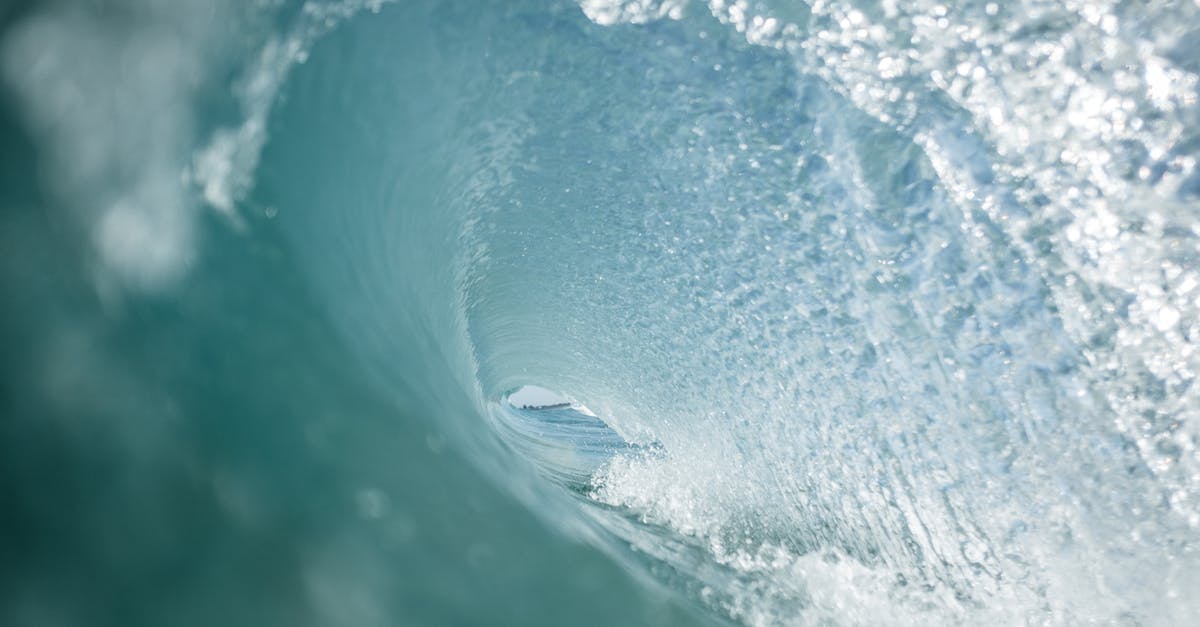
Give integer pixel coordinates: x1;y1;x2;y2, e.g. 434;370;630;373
2;0;1199;625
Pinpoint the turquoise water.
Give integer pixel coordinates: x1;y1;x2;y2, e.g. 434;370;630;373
3;0;1200;624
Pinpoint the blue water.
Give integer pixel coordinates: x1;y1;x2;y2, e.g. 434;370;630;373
2;0;1200;624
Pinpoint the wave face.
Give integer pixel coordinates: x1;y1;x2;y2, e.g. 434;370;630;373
3;0;1200;625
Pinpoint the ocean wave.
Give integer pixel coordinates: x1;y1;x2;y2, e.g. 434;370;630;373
2;0;1199;624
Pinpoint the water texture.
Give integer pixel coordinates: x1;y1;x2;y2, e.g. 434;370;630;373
2;0;1199;625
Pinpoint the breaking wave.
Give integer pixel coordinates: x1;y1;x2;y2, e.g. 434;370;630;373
4;0;1200;624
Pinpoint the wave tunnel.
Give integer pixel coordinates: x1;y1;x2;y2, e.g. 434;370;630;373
2;0;1200;625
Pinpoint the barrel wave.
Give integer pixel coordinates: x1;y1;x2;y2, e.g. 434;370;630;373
2;0;1199;625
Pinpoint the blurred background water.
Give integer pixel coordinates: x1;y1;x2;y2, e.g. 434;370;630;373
2;0;1200;625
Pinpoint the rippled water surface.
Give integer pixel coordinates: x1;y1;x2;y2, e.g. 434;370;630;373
2;0;1199;625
